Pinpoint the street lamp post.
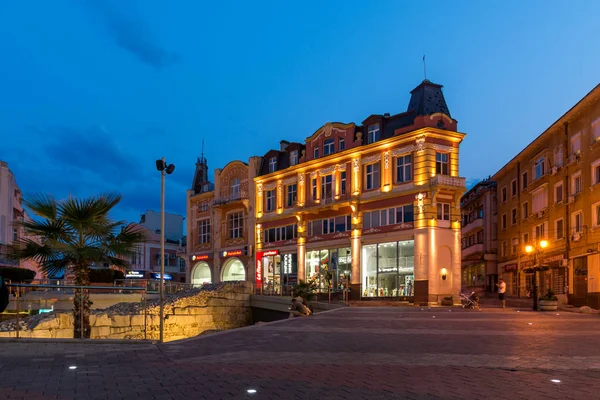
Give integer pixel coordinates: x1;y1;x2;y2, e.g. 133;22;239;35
156;158;175;343
525;239;548;311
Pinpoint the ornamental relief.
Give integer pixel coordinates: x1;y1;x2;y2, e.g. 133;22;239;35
298;173;305;184
319;165;337;175
283;176;297;185
262;182;276;191
338;163;347;172
310;171;318;179
361;153;382;165
384;151;390;170
257;184;263;196
433;144;454;153
415;137;426;153
352;158;360;172
391;145;415;157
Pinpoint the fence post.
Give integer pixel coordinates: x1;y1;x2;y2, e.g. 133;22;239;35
15;287;20;339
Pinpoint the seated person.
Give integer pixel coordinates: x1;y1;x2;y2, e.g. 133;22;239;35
289;298;311;317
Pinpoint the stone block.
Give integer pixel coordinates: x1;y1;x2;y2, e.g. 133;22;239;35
58;313;74;329
92;314;111;327
91;326;111;337
52;329;73;339
35;317;60;330
130;315;147;328
110;315;131;327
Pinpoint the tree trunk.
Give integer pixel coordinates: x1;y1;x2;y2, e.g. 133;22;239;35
73;265;92;339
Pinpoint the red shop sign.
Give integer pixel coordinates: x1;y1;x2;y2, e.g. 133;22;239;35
192;254;209;261
222;250;243;258
504;263;518;272
256;258;263;284
262;250;279;257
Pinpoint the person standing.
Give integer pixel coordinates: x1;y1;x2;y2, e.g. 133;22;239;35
496;278;507;308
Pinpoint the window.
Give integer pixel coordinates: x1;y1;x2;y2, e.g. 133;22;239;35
554;182;564;203
322;218;335;234
314;146;319;159
396;155;412;183
478;207;484;218
312;178;317;199
477;230;483;243
572;211;583;233
437;203;450;221
198;219;210;244
532;188;548;213
572;172;582;195
266;190;275;211
511;179;517;197
228;212;244;239
340;171;347;195
324;138;335;155
289;150;298;166
334;215;351;232
593;118;600;142
511;208;517;225
534;223;546;240
264;224;298;242
594;203;600;227
571;132;581;155
321;175;333;199
435;152;449;175
199;202;208;212
554;146;563;167
501;241;507;257
339;137;345;151
231;177;241;199
523;232;529;244
287;184;297;207
556;219;564;240
365;163;380;190
522;202;529;219
363;206;414;229
12;228;17;242
522;171;528;190
501;213;507;230
534;157;545;179
269;157;277;173
501;186;507;203
592;160;600;185
511;237;518;255
367;124;380;144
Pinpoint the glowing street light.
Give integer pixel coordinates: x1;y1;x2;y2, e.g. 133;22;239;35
524;239;549;311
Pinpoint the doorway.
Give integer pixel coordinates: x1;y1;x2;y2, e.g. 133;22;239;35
571;257;588;307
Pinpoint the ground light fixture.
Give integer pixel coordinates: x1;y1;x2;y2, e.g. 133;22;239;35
247;389;257;394
551;379;561;383
69;366;77;370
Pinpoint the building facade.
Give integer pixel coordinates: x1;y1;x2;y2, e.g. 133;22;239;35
493;84;600;308
460;179;498;294
253;80;466;303
186;154;262;286
139;210;185;242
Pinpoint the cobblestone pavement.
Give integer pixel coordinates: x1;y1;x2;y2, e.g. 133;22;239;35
1;307;600;399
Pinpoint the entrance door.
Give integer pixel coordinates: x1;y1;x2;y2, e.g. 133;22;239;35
572;257;588;307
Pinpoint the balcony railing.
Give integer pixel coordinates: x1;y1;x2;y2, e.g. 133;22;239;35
309;191;352;206
213;191;249;205
431;175;466;188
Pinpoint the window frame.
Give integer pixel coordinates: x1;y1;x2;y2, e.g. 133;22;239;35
340;170;347;195
286;183;297;207
522;171;528;190
323;138;335;155
367;124;380;144
437;203;450;221
435;152;449;175
268;157;277;173
396;154;413;183
593;202;600;228
231;177;241;199
591;159;600;186
197;219;211;244
365;162;380;190
501;186;507;203
571;171;582;195
522;202;529;220
289;150;298;166
265;189;275;212
339;137;345;151
554;181;564;204
534;157;545;180
555;218;564;240
511;179;517;197
321;174;333;199
228;211;244;239
572;210;583;234
511;208;517;225
314;146;319;159
501;213;507;230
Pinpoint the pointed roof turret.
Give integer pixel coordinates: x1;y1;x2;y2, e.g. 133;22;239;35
407;80;451;118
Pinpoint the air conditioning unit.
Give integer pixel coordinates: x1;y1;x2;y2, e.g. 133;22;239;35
537;210;546;218
566;196;575;204
170;254;176;260
560;259;568;267
572;233;581;242
551;167;559;175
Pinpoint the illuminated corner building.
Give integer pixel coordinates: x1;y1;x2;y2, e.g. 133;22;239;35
254;80;466;304
493;84;600;308
460;179;498;294
186;151;262;286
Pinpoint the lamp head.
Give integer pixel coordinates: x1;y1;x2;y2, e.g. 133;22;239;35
525;245;533;253
441;268;447;281
540;240;548;249
166;164;175;174
155;159;165;171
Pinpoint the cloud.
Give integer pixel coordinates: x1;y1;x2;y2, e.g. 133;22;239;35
88;0;179;69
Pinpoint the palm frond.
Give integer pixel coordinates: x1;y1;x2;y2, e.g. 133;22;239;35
24;194;58;220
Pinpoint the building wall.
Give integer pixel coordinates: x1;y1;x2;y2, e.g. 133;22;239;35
494;84;600;307
139;210;184;242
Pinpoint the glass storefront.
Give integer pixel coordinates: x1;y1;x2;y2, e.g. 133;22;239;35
257;252;297;295
362;241;414;297
191;261;212;287
306;247;352;292
462;263;485;287
222;258;246;281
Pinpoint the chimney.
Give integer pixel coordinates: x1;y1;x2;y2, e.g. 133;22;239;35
280;140;290;151
384;113;390;118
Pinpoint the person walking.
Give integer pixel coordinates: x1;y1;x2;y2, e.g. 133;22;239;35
496;278;506;308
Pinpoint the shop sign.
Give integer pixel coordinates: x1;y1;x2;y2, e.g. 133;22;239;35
192;254;209;261
262;250;279;257
222;250;242;258
152;273;172;280
255;259;263;284
285;273;297;286
504;264;518;272
125;271;144;279
283;254;293;274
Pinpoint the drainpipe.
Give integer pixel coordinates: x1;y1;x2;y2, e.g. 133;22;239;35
564;122;571;301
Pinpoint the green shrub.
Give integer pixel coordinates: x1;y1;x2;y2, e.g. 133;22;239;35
88;268;125;283
539;288;558;301
443;296;453;301
0;267;36;283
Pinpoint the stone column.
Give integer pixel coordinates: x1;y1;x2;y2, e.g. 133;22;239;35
297;217;306;282
350;206;362;300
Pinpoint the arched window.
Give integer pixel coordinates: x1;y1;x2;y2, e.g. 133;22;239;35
191;262;212;287
324;138;335;155
231;178;241;199
221;258;246;281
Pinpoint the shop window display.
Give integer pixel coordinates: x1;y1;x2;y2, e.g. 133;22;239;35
362;240;414;298
222;258;246;281
191;262;211;287
306;247;352;292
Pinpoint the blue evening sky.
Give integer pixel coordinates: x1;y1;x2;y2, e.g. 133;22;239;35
1;0;599;226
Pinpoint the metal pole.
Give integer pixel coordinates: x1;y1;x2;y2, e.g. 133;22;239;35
159;157;166;343
532;250;538;311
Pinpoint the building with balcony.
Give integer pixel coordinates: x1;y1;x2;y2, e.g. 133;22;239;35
186;153;262;286
493;84;600;308
460;179;497;294
253;80;467;304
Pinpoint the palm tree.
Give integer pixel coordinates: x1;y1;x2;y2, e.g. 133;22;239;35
11;194;145;338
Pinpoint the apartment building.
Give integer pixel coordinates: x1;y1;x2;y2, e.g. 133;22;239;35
460;179;498;294
493;84;600;308
186;154;262;286
253;80;467;304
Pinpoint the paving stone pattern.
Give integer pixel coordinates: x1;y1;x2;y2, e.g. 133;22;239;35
1;307;599;399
